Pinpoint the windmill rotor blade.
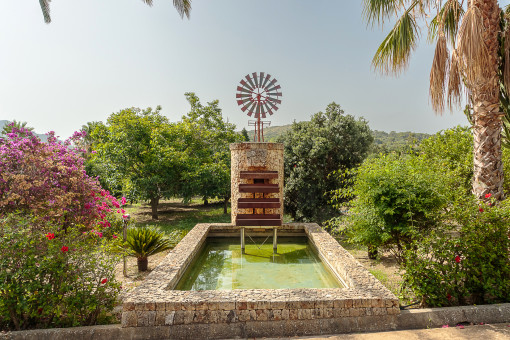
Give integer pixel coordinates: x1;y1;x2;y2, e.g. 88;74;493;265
237;86;252;93
265;78;277;90
236;93;251;98
263;102;274;115
252;72;259;88
260;104;267;119
240;79;253;91
266;84;281;92
267;97;282;105
247;102;257;116
245;75;255;89
259;72;265;87
262;74;271;88
267;92;283;97
238;97;252;105
266;101;277;111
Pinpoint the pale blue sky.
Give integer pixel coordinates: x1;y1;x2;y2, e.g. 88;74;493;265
0;1;486;138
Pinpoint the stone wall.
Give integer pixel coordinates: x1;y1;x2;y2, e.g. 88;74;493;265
230;142;284;223
121;223;399;333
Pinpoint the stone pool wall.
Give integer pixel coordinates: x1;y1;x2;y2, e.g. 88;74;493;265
121;223;399;337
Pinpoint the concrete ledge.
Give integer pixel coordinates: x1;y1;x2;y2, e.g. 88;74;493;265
396;303;510;329
2;303;509;340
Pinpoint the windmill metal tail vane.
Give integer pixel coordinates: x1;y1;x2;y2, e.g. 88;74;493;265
236;72;282;142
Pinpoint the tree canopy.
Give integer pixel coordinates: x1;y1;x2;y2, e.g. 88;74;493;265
278;102;373;223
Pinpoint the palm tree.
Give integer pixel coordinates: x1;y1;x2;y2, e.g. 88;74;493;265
364;0;505;201
38;0;192;23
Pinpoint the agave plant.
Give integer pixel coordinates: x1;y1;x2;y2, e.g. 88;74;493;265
126;226;173;272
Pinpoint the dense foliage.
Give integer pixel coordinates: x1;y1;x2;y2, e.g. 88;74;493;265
0;127;123;230
278;102;373;223
0;127;124;331
88;106;185;219
402;196;510;307
331;126;510;307
0;214;122;331
87;94;243;219
331;153;452;262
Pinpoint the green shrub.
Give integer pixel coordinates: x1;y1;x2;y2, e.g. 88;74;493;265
330;153;454;262
0;214;122;331
401;196;510;307
126;226;173;272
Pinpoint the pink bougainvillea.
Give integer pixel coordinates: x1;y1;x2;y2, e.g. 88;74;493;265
0;127;126;230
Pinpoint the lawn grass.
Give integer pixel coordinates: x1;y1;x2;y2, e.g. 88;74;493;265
124;198;231;244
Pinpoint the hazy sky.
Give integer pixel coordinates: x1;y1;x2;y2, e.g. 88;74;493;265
1;1;493;139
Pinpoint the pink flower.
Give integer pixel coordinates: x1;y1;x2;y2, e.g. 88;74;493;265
485;193;492;199
61;246;69;253
121;197;127;205
442;325;449;328
45;233;55;240
97;232;103;238
121;209;126;214
455;255;461;263
479;208;484;212
112;234;118;239
457;324;465;329
101;278;108;284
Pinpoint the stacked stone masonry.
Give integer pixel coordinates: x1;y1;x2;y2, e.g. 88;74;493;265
230;142;284;223
122;223;400;329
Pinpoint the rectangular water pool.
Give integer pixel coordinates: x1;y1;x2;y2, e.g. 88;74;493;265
175;236;343;290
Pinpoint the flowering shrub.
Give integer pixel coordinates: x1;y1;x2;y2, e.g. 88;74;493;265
0;127;123;230
401;197;510;307
0;214;122;331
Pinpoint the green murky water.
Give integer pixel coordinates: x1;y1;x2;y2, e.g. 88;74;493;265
175;237;342;290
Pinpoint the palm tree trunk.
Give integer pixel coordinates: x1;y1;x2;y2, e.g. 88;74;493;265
471;0;504;201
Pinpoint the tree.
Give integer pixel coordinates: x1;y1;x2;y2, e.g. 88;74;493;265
364;0;504;200
1;121;34;137
38;0;192;23
89;106;184;220
278;102;373;223
0;126;124;230
179;93;244;212
241;127;250;142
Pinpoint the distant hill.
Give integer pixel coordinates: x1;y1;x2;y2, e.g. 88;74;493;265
0;120;48;142
245;123;431;151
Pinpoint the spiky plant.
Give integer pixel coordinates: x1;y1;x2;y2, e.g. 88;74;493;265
126;226;173;272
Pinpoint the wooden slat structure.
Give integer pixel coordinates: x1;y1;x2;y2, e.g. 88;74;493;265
235;171;282;227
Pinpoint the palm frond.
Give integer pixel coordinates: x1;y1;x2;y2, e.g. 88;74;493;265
39;0;51;24
457;6;490;85
428;0;464;46
126;226;173;258
372;9;420;75
447;50;462;110
173;0;192;19
362;0;404;26
429;33;449;114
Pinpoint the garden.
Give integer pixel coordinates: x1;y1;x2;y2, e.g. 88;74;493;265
1;0;510;335
1;96;509;332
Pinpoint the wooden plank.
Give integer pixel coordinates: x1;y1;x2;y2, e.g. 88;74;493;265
238;198;280;209
239;184;279;193
240;171;278;179
236;214;282;227
236;214;280;220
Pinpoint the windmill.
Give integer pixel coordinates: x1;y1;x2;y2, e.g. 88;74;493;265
236;72;282;142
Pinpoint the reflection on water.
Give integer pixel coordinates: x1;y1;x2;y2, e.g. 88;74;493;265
175;237;342;290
